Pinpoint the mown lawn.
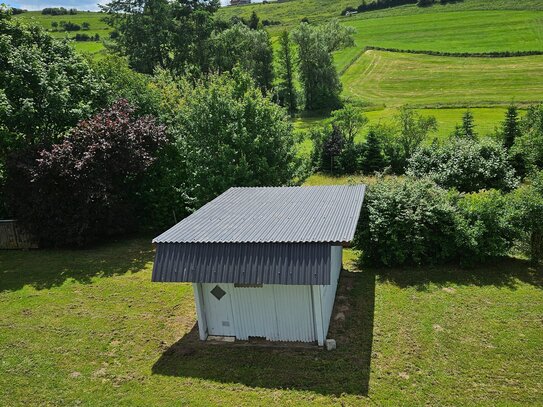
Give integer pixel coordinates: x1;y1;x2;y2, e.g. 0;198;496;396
341;50;543;108
1;237;542;405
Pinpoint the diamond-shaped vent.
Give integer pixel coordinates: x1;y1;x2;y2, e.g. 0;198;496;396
210;285;226;300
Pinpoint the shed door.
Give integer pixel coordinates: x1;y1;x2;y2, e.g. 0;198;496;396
201;283;235;336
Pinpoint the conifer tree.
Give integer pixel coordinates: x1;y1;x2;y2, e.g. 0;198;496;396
461;109;477;139
361;130;386;174
502;103;520;150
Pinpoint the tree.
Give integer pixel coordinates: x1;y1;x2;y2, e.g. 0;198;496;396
5;100;167;247
502;104;520;150
322;125;345;174
361;130;386;174
291;20;354;110
51;21;58;30
102;0;219;74
276;30;298;115
0;13;107;148
460;109;477;139
248;11;259;30
330;105;367;143
513;103;543;171
81;21;90;30
211;23;274;92
168;69;298;205
393;106;437;170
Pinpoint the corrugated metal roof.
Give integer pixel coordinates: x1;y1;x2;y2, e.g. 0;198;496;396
152;242;332;285
153;185;366;244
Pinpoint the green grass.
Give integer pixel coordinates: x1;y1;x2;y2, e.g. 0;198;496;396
1;237;542;405
219;0;543;34
13;11;108;54
334;9;543;73
341;50;543;108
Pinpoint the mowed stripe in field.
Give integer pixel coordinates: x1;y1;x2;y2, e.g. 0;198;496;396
341;50;543;107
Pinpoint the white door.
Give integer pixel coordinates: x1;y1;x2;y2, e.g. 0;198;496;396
201;283;235;336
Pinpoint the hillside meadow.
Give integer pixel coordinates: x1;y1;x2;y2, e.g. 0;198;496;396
341;50;543;108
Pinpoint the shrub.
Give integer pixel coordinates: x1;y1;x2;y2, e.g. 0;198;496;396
354;177;458;266
407;138;518;192
354;177;519;267
453;190;516;263
5;100;167;247
507;171;543;263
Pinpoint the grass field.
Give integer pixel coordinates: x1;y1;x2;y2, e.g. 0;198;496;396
334;9;543;72
13;11;108;54
1;237;542;405
219;0;543;34
341;50;543;108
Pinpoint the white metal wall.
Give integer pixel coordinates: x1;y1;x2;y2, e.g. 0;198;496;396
319;245;342;338
194;245;342;345
199;283;316;342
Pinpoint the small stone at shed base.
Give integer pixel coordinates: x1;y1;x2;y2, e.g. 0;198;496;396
325;339;336;351
334;312;345;322
207;335;235;343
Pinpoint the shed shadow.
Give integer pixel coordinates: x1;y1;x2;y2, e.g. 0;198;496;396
152;270;376;397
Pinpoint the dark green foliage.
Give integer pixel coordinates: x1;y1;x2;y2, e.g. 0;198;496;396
357;0;417;13
211;23;274;91
513;103;543;171
291;20;354;110
5;100;167;247
502;104;520;150
354;177;459;266
248;11;260;30
508;171;543;263
42;7;76;15
102;0;219;74
360;130;386;174
322;125;345;174
364;45;543;58
276;30;298;115
407;138;518;192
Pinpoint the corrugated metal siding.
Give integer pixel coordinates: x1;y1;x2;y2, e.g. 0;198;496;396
320;245;342;337
153;185;366;244
200;283;316;342
153;242;331;285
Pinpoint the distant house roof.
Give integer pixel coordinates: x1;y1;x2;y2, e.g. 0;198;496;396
153;185;366;245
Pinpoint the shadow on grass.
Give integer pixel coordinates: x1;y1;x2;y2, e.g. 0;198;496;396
152;270;376;397
0;236;154;292
374;257;543;291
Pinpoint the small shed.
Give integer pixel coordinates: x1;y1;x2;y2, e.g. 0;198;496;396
151;185;366;346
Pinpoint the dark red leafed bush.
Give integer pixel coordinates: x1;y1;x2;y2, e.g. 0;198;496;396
6;99;167;247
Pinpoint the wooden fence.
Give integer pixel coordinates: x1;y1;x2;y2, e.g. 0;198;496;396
0;220;38;249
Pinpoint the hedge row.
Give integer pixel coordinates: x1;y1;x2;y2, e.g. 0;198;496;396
364;46;543;58
354;175;543;267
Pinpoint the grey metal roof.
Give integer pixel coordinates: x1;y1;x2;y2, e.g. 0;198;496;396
153;185;366;244
152;242;332;285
